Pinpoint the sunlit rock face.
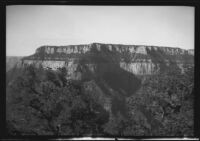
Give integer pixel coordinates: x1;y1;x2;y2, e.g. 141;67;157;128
21;43;194;76
35;44;92;55
120;61;159;75
22;60;66;69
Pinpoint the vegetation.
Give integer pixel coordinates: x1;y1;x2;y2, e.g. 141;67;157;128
6;64;194;136
6;65;109;136
125;65;194;136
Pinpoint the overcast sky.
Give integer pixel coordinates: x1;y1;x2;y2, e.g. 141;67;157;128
7;5;194;56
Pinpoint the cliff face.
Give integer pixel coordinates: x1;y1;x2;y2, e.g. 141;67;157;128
21;43;194;78
7;43;194;121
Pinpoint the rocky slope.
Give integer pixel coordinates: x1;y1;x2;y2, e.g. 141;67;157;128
6;43;194;135
6;56;23;72
20;43;194;78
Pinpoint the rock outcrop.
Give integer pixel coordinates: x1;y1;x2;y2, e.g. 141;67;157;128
6;43;194;123
20;43;194;77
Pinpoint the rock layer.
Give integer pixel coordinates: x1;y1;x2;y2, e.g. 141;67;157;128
21;43;194;77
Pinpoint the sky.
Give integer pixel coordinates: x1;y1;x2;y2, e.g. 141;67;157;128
6;5;194;56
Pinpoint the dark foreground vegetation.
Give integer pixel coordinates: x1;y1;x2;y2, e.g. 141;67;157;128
6;64;194;136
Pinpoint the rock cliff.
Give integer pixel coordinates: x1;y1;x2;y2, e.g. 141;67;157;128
6;43;194;126
20;43;194;78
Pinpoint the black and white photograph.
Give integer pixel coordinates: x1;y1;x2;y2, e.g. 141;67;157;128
5;5;195;138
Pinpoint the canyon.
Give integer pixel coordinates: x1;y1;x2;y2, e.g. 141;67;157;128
11;43;193;78
6;43;194;135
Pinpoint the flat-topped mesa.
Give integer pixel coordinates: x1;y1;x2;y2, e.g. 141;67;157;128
36;44;92;54
24;43;193;61
21;43;194;77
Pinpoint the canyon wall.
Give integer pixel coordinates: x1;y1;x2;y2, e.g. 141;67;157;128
20;43;194;77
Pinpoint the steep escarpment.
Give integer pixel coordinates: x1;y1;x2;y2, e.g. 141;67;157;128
6;43;194;136
20;44;143;117
21;43;194;76
18;43;194;116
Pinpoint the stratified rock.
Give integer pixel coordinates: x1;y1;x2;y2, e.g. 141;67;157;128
20;43;194;77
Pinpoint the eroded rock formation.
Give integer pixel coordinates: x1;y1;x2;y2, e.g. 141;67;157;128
19;43;194;78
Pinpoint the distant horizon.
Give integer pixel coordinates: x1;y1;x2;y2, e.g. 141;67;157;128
7;6;194;56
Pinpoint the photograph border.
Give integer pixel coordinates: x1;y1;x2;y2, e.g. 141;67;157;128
1;0;199;140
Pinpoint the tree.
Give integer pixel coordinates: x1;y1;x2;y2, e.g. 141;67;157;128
126;66;194;136
6;65;109;136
